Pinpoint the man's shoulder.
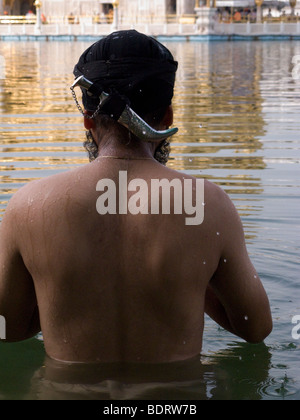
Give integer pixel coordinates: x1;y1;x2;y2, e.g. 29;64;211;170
204;179;243;239
203;178;229;203
204;179;238;217
10;173;64;202
6;166;84;214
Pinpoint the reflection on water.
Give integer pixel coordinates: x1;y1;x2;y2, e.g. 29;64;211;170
0;339;273;401
0;41;300;400
28;343;274;401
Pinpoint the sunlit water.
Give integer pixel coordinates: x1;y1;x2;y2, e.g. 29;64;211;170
0;40;299;400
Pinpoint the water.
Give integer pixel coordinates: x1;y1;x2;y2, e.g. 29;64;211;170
0;40;299;400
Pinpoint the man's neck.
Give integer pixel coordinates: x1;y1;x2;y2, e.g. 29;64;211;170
95;131;157;161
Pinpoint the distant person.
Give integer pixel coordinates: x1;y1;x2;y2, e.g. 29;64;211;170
68;12;75;24
0;31;272;363
222;9;230;23
233;10;242;22
41;13;47;24
25;10;34;19
107;8;113;23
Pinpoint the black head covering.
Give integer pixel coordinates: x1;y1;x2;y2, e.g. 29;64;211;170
73;30;178;118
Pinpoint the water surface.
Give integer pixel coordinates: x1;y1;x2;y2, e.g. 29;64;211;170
0;40;299;400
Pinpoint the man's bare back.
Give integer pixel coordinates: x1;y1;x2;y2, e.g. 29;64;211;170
0;154;272;363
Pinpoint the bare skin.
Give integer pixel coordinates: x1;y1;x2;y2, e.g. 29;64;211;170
0;107;272;363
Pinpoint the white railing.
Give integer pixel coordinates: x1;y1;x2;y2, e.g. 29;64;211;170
0;22;198;37
1;16;300;37
0;14;196;25
215;21;300;36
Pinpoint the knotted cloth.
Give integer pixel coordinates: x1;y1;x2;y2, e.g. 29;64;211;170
73;30;178;118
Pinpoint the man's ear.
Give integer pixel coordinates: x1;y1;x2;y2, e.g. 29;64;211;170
162;105;174;128
84;114;96;131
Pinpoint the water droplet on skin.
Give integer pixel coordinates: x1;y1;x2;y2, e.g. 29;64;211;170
216;232;220;236
244;315;249;321
254;275;257;279
203;261;206;265
224;259;227;263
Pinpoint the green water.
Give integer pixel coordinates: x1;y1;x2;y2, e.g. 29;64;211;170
0;40;299;400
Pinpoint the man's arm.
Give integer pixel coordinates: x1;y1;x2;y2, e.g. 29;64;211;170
205;189;273;344
0;195;40;342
